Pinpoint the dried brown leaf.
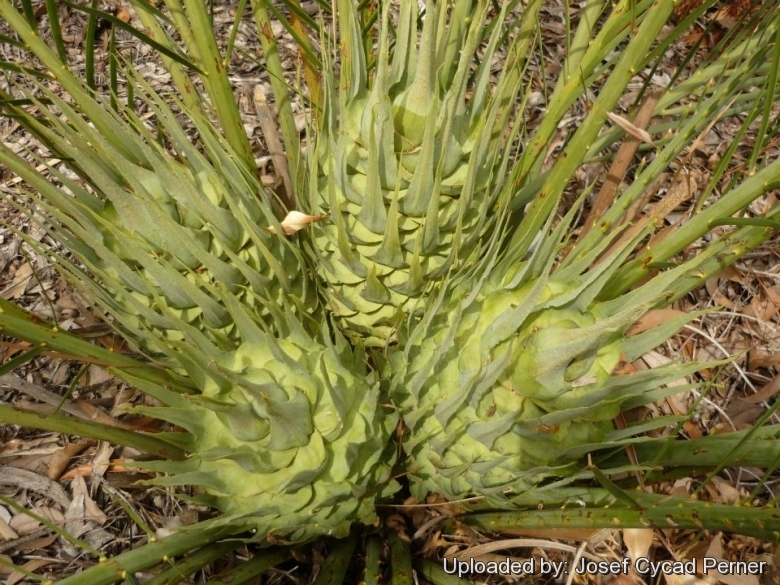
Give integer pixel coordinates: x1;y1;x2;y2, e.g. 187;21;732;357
0;517;18;541
683;420;703;439
705;275;720;299
747;349;780;370
715;265;743;284
12;533;57;552
745;291;779;322
711;287;734;309
607;112;654;144
71;473;106;525
63;494;87;540
670;478;692;499
8;506;63;536
628;309;687;336
74;400;139;430
47;441;91;480
86;364;113;387
91;441;114;479
2;262;33;300
725;400;763;428
709;477;740;505
8;514;41;536
740;374;780;404
59;460;131;480
7;559;56;585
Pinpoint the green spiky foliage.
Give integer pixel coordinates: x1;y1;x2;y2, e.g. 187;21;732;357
0;14;315;355
392;214;714;503
3;0;780;582
385;0;780;504
136;317;397;542
0;0;397;544
309;0;527;346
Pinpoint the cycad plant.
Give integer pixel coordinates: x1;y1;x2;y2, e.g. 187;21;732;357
0;0;399;553
311;0;525;345
2;0;780;582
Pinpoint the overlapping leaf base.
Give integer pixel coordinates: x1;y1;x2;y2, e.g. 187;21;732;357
392;227;710;504
134;325;398;543
0;3;398;542
310;0;521;345
0;73;315;357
